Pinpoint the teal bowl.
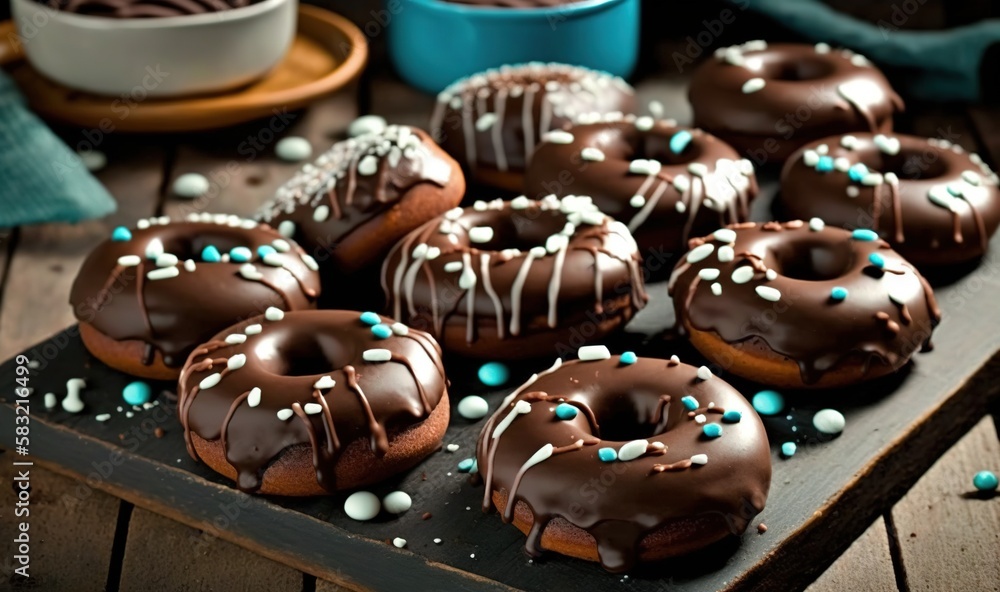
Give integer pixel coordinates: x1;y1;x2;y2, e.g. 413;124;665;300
387;0;640;94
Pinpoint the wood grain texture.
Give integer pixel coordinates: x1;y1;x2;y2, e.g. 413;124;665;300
0;462;121;591
890;417;1000;592
119;508;302;592
805;518;898;592
316;577;353;592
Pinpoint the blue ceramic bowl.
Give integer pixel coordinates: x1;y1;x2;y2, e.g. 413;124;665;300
387;0;640;94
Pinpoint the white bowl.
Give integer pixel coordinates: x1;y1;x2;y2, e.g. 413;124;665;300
11;0;297;97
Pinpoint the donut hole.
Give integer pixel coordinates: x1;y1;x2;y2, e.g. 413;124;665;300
582;388;675;442
770;239;856;281
875;149;950;181
161;227;258;260
254;331;353;377
462;208;568;251
635;133;708;166
766;57;836;82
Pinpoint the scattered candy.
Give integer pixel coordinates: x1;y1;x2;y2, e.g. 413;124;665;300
722;410;742;423
697;366;713;380
973;470;998;491
363;349;392;362
848;163;869;182
122;381;152;406
681;396;699;411
371;324;393;339
392;538;407;549
348;115;388;137
359;311;381;325
816;156;834;172
808;218;825;232
62;378;86;413
752;390;784;415
781;442;797;457
111;226;132;241
201;245;222;262
172;173;210;199
702;424;723;438
578;345;611;361
598;447;618;462
44;393;57;410
457;458;476;472
851;229;878;241
742;77;766;94
669;130;693;154
869;252;886;269
445;444;460;452
457;395;489;420
690;454;708;465
554;403;578;420
477;362;509;387
344;491;381;521
617;439;650;462
229;247;252;263
619;351;637;365
96;413;111;422
813;409;846;434
257;245;277;259
830;286;849;302
275;136;313;162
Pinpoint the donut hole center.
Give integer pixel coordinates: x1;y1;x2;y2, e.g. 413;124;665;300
160;227;257;260
770;239;856;281
583;388;675;442
255;330;352;377
766;57;835;82
875;148;950;181
462;208;569;251
634;133;707;166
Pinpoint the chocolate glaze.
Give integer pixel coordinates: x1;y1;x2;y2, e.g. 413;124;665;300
781;133;1000;267
525;114;758;256
44;0;253;18
69;215;320;368
689;41;904;162
380;195;648;359
178;310;447;493
669;221;941;385
256;126;460;277
476;355;771;572
430;63;635;177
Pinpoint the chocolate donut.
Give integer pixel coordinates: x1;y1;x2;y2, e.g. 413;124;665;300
256;126;464;305
69;214;321;380
669;221;941;388
430;63;636;191
381;195;647;360
780;133;1000;267
179;309;449;495
689;41;904;165
525;114;758;257
477;349;771;572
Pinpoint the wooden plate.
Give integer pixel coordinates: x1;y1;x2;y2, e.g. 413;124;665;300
0;5;368;132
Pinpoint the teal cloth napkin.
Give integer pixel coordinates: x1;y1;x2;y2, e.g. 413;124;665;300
740;0;1000;102
0;71;116;228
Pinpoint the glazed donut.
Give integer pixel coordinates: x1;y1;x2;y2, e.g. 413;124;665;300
381;195;647;360
476;349;771;572
525;114;758;257
256;126;464;304
780;132;1000;267
178;309;449;496
689;41;904;165
69;215;321;380
430;63;636;191
669;221;941;388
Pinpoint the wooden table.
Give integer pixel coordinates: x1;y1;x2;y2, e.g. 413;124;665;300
1;21;1000;592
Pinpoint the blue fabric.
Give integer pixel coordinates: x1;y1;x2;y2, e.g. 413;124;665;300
740;0;1000;102
0;71;116;228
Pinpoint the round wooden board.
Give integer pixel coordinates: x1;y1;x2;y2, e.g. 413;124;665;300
0;4;368;132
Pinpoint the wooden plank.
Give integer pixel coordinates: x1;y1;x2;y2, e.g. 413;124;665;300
0;463;121;591
315;577;353;592
119;508;302;592
805;518;898;592
890;417;1000;592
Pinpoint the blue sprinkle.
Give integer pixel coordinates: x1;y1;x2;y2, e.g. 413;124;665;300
457;458;476;473
816;156;834;172
619;351;637;365
371;324;392;339
122;381;152;406
752;390;784;416
669;130;693;154
722;410;743;423
359;311;381;326
477;362;509;387
848;163;869;182
229;247;252;262
201;245;222;262
851;229;879;241
554;403;578;420
973;470;998;491
681;396;699;411
257;245;277;259
869;252;886;269
702;423;723;438
111;226;132;241
598;447;618;462
781;442;797;458
830;286;849;302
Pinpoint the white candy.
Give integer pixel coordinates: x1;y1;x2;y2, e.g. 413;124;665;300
173;173;210;199
766;269;778;280
690;454;709;465
239;264;264;281
247;388;262;408
244;324;262;335
277;408;294;421
803;150;820;167
686;243;715;263
155;253;178;267
118;255;141;267
227;354;246;371
200;373;223;390
147;267;179;281
392;538;408;549
304;403;323;415
383;491;412;514
629;195;646;208
581;147;606;162
617;439;650;462
313;205;330;222
225;334;247;344
96;413;111;422
578;345;611;361
44;393;57;410
145;238;164;259
732;266;755;284
813;409;846;434
809;218;825;232
635;116;655;131
344;491;381;521
363;349;392;362
358;154;380;176
711;282;722;296
755;286;781;302
742;78;766;94
62;378;86;413
697;366;713;380
699;268;720;280
458;395;490;420
546;234;569;253
694;414;707;424
629;159;662;176
543;130;574;144
718;246;735;262
348;115;387;138
301;254;319;271
275;137;313;162
713;228;737;243
278;220;296;238
468;226;494;243
314;376;336;389
264;307;285;321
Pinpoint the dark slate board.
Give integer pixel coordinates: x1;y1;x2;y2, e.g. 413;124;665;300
3;172;1000;592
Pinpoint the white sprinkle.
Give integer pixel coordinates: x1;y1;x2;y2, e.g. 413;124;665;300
756;286;781;302
578;345;611;361
694;414;707;424
363;349;392;362
247;388;262;407
742;78;765;94
862;172;884;186
184;259;196;272
617;439;650;462
690;454;709;465
884;172;899;185
928;186;957;211
392;323;409;336
444;261;463;273
62;379;86;413
711;282;722;296
510;195;531;210
301;254;319;271
468;226;494;243
962;170;981;185
581;147;606;162
809;218;825;232
546;234;569;253
815;42;830;53
145;238;164;259
765;269;778;280
94;413;111;422
304;403;323;415
344;491;381;521
817;144;829;155
629;195;646;208
629;159;662;176
543;130;574;144
673;174;691;193
635;116;655;131
313;205;330;223
688;163;709;177
199;373;222;390
44;393;57;410
846;186;860;198
118;255;141;267
275;137;313;162
434;539;442;545
713;228;737;243
226;334;247;344
475;113;498;132
841;135;858;149
278;220;295;238
686;243;715;263
697;366;713;380
803;150;820;167
264;307;285;322
277;408;294;421
699;268;721;280
851;54;870;67
245;324;263;335
239;264;264;281
314;375;336;389
136;219;150;229
813;409;846;434
155;253;178;268
272;239;291;252
358;155;380;176
348;115;387;137
718;246;735;262
723;47;745;66
445;207;464;220
873;134;901;155
173;173;210;198
473;201;488;211
732;266;755;284
147;267;180;281
834;157;851;172
227;354;246;371
458;396;490;420
384;491;412;514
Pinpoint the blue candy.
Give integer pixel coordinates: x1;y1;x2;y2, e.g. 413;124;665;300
122;381;152;406
111;226;132;242
781;442;797;458
830;286;849;302
619;351;637;365
816;156;834;172
973;470;998;491
722;410;742;423
669;130;693;154
681;395;699;411
869;252;886;269
752;390;784;416
554;403;578;420
848;163;869;182
457;458;476;473
477;362;509;387
257;245;277;259
201;245;222;262
598;447;618;462
851;229;879;241
702;423;723;438
371;324;392;339
229;247;252;262
359;311;381;326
